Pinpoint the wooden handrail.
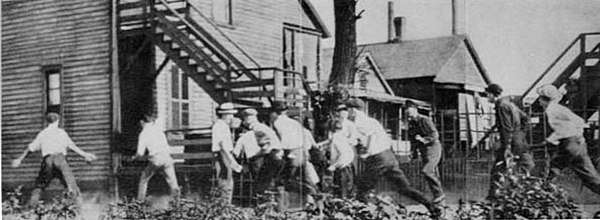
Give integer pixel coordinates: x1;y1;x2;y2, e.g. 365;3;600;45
522;32;600;98
521;35;581;98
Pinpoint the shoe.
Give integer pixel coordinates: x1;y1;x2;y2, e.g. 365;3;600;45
428;204;443;219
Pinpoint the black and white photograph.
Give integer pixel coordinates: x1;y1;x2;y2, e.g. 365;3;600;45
1;0;600;219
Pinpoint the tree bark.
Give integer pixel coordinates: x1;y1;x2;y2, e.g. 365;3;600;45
329;0;357;87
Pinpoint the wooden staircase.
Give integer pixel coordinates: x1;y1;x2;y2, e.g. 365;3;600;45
117;0;307;107
522;32;600;119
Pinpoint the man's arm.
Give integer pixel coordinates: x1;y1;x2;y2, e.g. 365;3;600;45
65;132;96;162
11;149;31;168
420;117;439;144
13;134;42;167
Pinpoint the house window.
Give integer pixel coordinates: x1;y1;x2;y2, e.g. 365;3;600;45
44;66;62;114
170;67;189;129
282;26;320;88
213;0;232;25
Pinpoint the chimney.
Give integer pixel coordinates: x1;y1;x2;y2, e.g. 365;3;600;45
452;0;466;35
393;17;405;42
387;1;395;42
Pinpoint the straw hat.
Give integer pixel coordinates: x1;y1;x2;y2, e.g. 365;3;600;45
217;102;238;114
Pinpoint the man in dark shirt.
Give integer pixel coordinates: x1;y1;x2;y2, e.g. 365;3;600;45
406;100;446;208
486;83;534;199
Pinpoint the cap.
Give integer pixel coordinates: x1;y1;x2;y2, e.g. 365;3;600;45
537;84;563;101
486;83;503;96
346;98;365;110
335;104;348;111
217;102;238;114
405;100;418;108
287;107;302;118
242;108;258;117
272;101;288;113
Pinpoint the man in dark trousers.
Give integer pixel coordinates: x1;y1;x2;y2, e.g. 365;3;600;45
12;113;97;207
537;84;600;195
486;83;534;199
406;100;446;207
348;99;442;217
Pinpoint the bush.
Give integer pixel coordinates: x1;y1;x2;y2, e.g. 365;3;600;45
2;186;82;220
487;171;582;219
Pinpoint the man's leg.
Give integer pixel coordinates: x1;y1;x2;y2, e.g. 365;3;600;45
137;164;156;201
489;147;507;198
383;155;433;209
421;143;445;203
215;153;233;204
513;131;535;174
565;137;600;195
28;156;54;208
53;154;80;199
338;166;354;198
355;157;383;202
161;164;181;200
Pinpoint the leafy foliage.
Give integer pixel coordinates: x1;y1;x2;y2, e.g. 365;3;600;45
487;171;582;219
2;186;82;220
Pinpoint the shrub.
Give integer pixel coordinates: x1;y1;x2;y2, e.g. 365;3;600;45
2;186;82;220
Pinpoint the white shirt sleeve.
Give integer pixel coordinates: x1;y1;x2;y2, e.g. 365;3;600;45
27;133;42;152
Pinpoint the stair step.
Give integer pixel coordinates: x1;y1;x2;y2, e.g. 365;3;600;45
232;98;266;107
232;90;272;98
228;79;275;89
585;52;600;59
118;1;146;10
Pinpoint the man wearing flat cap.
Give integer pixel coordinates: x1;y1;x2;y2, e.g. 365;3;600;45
233;108;283;195
347;98;442;217
537;84;600;195
272;102;317;206
486;83;534;199
406;100;446;208
212;102;243;204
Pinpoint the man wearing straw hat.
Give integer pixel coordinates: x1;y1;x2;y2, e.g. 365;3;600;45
537;84;600;195
212;102;243;204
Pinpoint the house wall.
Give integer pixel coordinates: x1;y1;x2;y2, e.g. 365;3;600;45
1;0;113;188
155;0;322;130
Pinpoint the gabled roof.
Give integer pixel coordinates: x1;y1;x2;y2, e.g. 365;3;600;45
357;35;491;89
300;0;331;38
320;51;430;107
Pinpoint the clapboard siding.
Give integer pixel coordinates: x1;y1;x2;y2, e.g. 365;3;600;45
153;0;322;129
1;0;113;184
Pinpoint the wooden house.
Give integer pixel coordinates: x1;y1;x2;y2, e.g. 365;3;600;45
358;34;495;157
321;50;431;155
1;0;329;194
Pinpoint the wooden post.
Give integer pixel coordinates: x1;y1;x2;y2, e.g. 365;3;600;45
109;0;122;199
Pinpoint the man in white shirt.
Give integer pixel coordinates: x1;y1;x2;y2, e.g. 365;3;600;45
327;119;355;198
212;102;243;204
12;113;97;208
347;99;441;217
234;108;283;194
273;103;318;206
537;85;600;195
135;114;180;201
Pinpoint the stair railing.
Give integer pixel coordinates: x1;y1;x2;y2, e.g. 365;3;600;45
522;32;600;99
154;0;274;104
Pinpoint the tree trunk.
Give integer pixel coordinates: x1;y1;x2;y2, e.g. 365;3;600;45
329;0;357;87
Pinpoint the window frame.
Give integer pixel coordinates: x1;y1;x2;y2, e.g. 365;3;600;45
212;0;233;26
42;65;63;116
170;67;190;129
